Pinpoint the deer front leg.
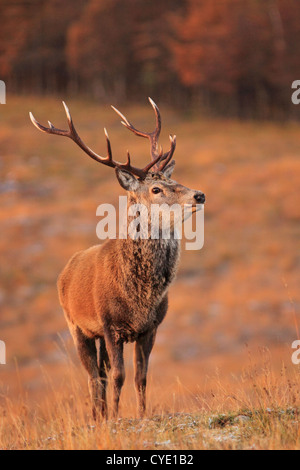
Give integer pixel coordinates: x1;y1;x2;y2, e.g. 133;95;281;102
134;329;156;418
98;336;110;419
104;329;125;419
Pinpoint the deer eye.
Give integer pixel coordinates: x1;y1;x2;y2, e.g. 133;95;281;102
152;187;161;194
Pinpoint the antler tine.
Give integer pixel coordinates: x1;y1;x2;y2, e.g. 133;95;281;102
30;111;69;137
104;127;113;161
30;101;106;165
157;135;177;172
29;101;164;179
111;97;161;162
111;98;177;172
148;97;161;140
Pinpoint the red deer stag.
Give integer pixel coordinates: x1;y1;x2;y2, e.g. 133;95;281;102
30;98;205;420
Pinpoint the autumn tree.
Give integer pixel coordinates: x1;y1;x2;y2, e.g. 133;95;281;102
0;0;85;93
170;0;300;117
1;0;300;117
66;0;183;102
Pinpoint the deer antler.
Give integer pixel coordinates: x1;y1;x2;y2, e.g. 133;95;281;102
30;99;176;178
111;97;176;171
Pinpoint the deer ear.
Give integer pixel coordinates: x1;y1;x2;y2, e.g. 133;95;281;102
162;160;176;178
115;168;140;191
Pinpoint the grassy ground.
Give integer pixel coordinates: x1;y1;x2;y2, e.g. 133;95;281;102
3;410;300;450
0;96;300;449
1;355;300;449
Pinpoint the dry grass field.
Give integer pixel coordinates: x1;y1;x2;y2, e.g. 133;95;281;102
0;96;299;449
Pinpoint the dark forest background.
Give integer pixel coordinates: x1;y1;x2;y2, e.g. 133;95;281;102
1;0;300;118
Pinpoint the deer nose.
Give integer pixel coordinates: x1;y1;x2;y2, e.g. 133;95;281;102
194;192;205;204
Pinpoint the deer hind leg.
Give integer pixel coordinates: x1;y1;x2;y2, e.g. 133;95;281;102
134;329;157;418
98;336;110;419
71;325;102;420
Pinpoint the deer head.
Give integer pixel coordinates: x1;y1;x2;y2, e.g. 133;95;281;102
30;98;205;232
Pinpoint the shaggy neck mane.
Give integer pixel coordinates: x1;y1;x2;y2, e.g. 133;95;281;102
115;236;180;305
